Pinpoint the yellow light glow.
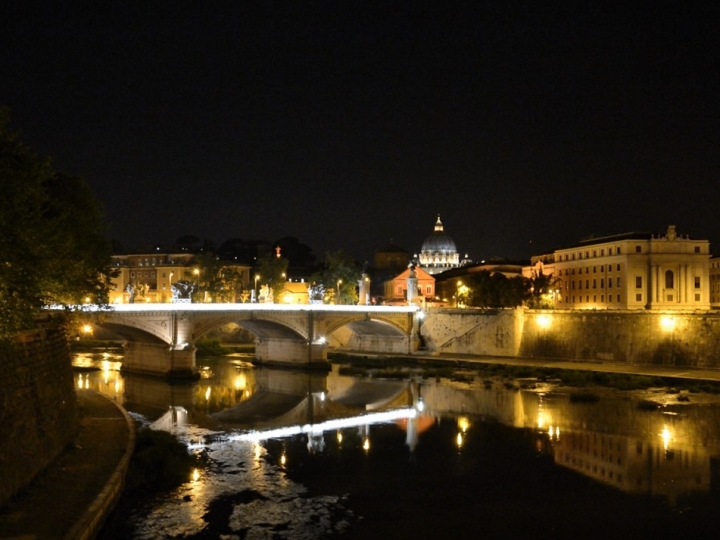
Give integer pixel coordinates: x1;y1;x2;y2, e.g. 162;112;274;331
192;468;200;482
337;432;343;444
234;374;247;391
660;316;676;331
280;453;287;466
363;438;370;451
254;443;262;461
537;412;546;429
81;324;93;334
536;315;552;329
456;432;464;448
457;416;470;433
661;426;672;450
205;387;211;401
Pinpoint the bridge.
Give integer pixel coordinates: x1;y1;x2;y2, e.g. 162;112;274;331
80;304;422;378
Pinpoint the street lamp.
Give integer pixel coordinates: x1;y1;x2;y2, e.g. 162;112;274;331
336;279;342;304
255;274;260;302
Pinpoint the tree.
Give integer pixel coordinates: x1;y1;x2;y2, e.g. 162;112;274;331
191;252;247;303
311;250;362;304
525;270;559;309
0;110;114;340
256;254;289;302
465;271;526;308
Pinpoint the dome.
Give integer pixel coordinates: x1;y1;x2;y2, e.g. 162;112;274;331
421;215;457;254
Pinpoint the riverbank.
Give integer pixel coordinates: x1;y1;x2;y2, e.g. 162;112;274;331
0;390;135;540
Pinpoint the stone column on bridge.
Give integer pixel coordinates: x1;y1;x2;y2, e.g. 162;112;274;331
358;273;371;305
122;341;197;379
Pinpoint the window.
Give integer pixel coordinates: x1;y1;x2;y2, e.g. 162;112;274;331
601;249;605;256
571;269;575;275
586;295;590;302
600;278;604;288
636;293;642;301
667;295;673;302
617;294;621;302
396;285;403;295
593;266;596;273
635;246;642;253
593;279;597;289
586;280;589;289
426;285;432;295
586;267;590;274
593;250;596;257
617;264;621;271
608;278;613;288
593;295;597;302
635;276;642;288
695;246;701;253
665;270;674;289
585;251;589;258
695;277;701;289
572;282;576;290
695;293;701;301
578;281;582;290
617;278;621;287
600;265;604;272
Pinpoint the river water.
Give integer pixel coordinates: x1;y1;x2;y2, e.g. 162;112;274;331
73;351;720;539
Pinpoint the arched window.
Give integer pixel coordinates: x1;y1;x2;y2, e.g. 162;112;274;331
665;270;674;289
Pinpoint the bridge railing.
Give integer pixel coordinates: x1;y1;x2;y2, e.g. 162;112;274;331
56;304;421;313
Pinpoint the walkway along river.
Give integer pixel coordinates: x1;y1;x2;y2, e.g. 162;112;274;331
73;350;720;539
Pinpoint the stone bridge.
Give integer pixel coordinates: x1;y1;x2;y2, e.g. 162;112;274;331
81;304;421;377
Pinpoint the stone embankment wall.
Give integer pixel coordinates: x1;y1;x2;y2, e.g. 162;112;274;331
0;326;79;506
422;308;720;369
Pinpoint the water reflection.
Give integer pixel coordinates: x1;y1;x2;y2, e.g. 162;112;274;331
73;353;720;537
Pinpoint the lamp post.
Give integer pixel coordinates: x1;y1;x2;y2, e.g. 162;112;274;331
193;268;202;302
336;279;342;305
169;272;174;303
254;274;260;302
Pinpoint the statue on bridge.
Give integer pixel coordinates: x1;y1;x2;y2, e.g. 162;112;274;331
258;284;273;303
307;283;325;304
125;283;135;303
171;280;194;303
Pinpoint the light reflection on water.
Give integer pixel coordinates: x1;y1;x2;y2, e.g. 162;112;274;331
74;352;720;538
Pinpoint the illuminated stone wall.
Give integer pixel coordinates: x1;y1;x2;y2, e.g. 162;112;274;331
422;308;720;368
0;327;79;506
519;310;720;368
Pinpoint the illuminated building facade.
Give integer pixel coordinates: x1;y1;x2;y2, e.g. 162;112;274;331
108;252;251;303
547;226;710;310
710;256;720;308
383;266;435;306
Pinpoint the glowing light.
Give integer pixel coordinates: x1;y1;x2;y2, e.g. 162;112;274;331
536;315;552;329
363;438;370;451
661;426;672;450
234;374;247;391
457;416;470;433
228;407;417;443
337;432;343;444
280;453;287;466
416;398;425;412
661;316;676;331
456;432;464;448
81;324;93;334
205;387;211;401
192;468;200;482
319;391;326;402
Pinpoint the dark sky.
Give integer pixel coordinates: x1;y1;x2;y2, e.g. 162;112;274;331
2;2;719;263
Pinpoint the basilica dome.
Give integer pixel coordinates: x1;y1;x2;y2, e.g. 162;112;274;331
421;216;457;254
418;215;461;275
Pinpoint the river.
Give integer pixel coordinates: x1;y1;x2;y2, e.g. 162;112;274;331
73;350;720;538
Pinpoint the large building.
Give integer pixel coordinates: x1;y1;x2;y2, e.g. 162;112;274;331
108;252;251;304
416;215;470;275
543;226;711;310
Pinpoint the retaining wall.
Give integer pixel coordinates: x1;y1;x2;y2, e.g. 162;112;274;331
422;308;720;368
0;326;79;506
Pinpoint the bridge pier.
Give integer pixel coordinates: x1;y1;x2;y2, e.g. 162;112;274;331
254;337;329;370
122;341;198;379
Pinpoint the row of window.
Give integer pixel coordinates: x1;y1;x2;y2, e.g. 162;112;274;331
566;277;621;290
558;264;622;276
561;274;701;291
558;244;702;262
564;292;702;304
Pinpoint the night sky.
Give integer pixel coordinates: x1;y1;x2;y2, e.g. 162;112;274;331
2;2;719;264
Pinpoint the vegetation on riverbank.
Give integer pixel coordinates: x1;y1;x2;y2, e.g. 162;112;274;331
329;352;720;394
195;338;254;357
125;428;199;493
